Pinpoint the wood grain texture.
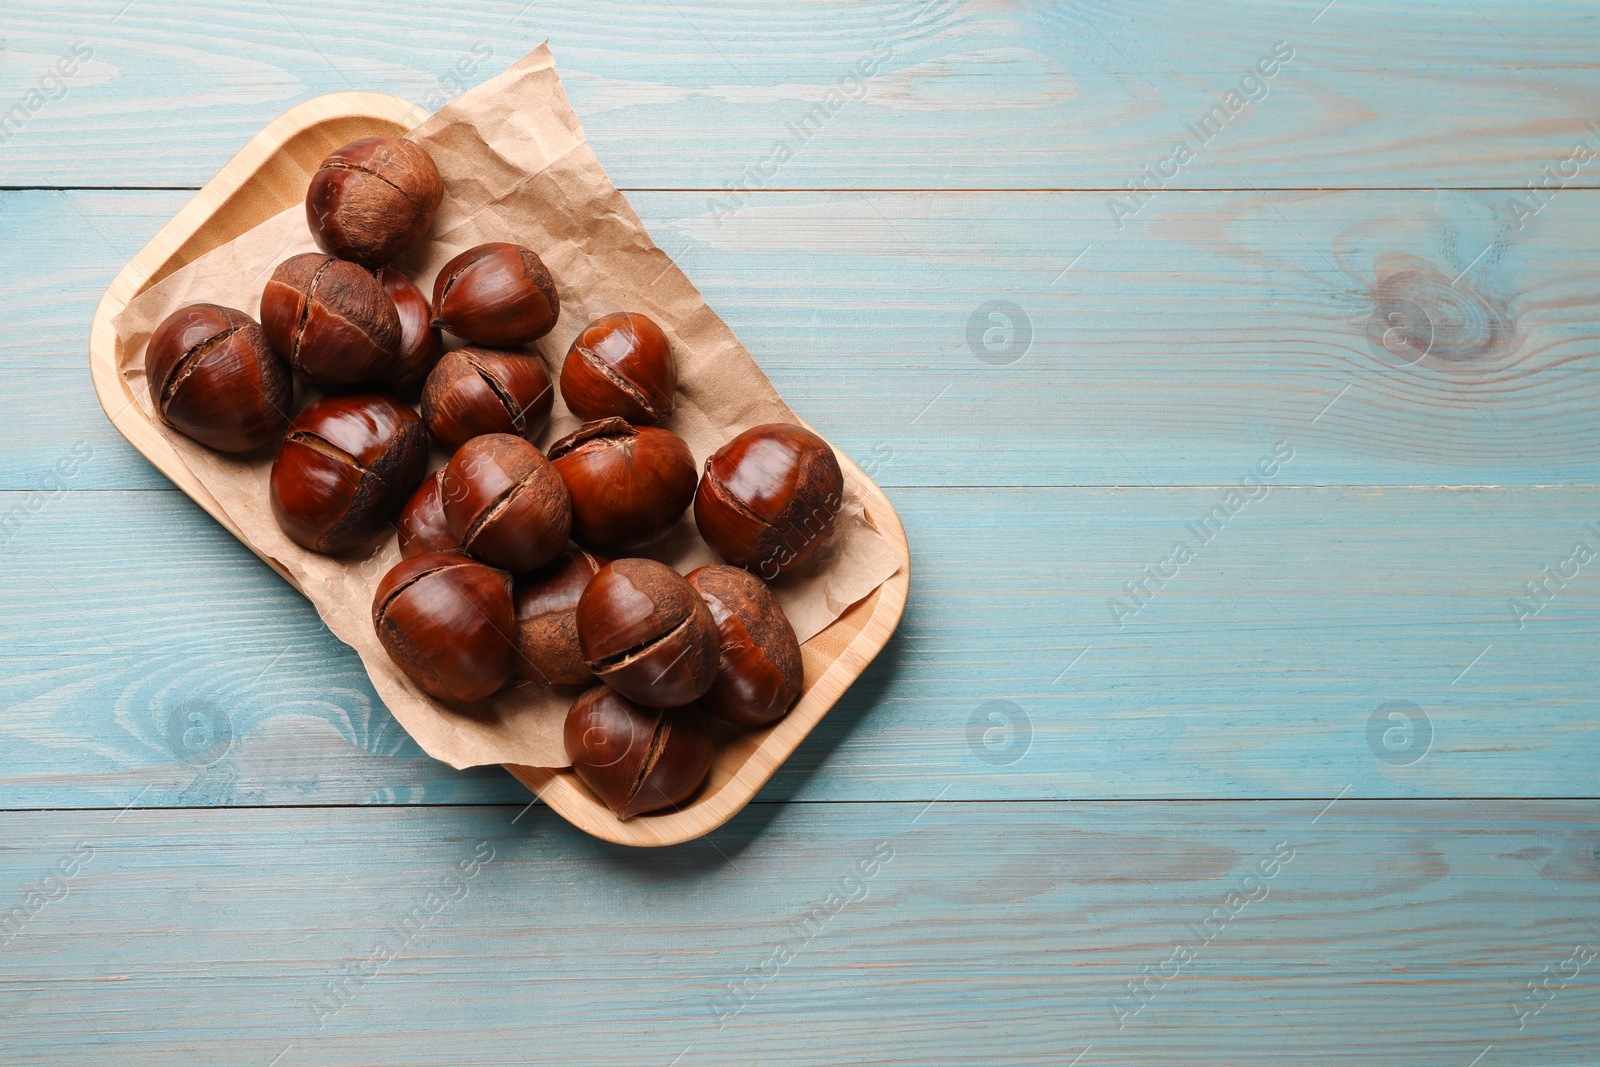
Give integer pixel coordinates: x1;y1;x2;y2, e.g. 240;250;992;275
4;0;1600;189
3;0;1598;1056
9;187;1600;491
4;485;1596;807
0;801;1595;1066
0;190;188;490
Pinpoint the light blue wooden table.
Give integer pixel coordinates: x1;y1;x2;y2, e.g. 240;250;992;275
3;2;1599;1064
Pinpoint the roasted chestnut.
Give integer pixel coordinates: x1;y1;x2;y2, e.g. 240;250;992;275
269;394;428;553
547;418;696;553
373;551;516;703
260;253;400;385
575;558;719;708
431;243;559;347
145;303;292;453
377;267;444;396
513;549;609;685
420;346;553;451
687;564;803;727
440;434;571;573
559;312;676;424
695;423;844;578
397;469;459;559
563;687;713;818
306;136;443;268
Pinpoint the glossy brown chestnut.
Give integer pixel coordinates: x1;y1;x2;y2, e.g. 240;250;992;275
397;469;459;559
269;394;428;554
306;136;443;268
376;267;444;396
145;303;292;454
547;418;696;553
575;558;719;708
440;434;571;573
559;312;676;424
260;253;400;385
687;564;804;727
419;346;553;451
563;687;714;818
430;243;559;347
512;549;609;685
695;423;844;578
373;551;516;703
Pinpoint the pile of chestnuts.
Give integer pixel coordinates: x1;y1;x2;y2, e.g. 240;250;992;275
143;134;847;820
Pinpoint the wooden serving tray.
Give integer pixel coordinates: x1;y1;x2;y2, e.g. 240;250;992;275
87;92;911;847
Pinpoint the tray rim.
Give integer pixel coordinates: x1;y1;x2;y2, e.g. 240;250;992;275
87;90;911;848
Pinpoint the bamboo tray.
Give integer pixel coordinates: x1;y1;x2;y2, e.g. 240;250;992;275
87;92;911;847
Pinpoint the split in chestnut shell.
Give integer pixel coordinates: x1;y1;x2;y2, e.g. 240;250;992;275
373;551;517;703
268;394;428;554
260;253;401;385
563;686;714;818
306;136;443;268
547;418;696;553
575;558;720;708
559;311;676;424
145;303;292;454
420;346;553;452
694;423;844;578
440;433;572;574
430;242;560;347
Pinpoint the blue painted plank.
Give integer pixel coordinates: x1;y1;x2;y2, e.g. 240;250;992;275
7;188;1600;491
3;486;1597;807
643;185;1600;488
0;190;188;490
2;8;1593;1060
2;1;1600;188
0;801;1593;1066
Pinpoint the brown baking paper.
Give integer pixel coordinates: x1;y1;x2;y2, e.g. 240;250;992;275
110;44;902;770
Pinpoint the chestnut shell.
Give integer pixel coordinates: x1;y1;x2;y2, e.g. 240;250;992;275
269;394;428;554
430;243;560;347
513;549;609;685
397;469;459;559
694;423;844;577
420;346;553;451
559;312;676;424
687;564;804;727
306;136;443;268
563;687;714;818
373;551;516;703
377;267;444;396
145;303;292;453
575;558;719;708
547;418;696;553
440;434;571;573
260;253;400;385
